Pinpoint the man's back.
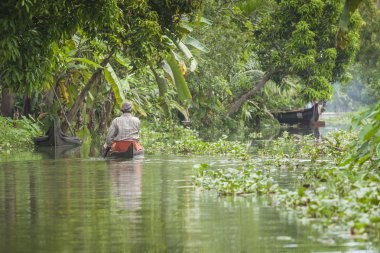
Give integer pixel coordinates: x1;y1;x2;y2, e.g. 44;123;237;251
105;113;140;146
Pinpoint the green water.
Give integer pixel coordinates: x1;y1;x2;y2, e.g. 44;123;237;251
0;154;378;253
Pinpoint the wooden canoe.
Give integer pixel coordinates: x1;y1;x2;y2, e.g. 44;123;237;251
107;140;144;159
34;119;82;147
272;103;322;125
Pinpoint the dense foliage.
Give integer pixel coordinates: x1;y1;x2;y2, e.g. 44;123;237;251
0;0;117;92
254;0;361;100
1;0;374;134
141;120;250;159
0;116;41;153
344;101;380;169
0;0;203;127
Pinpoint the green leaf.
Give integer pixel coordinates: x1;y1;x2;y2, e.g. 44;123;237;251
171;100;189;121
179;22;193;32
359;124;377;142
162;60;174;83
114;53;131;69
200;17;212;25
178;41;192;59
189;58;197;72
225;87;232;96
133;102;147;117
104;63;125;107
339;0;363;29
68;57;103;69
182;36;209;53
166;52;192;104
357;152;372;165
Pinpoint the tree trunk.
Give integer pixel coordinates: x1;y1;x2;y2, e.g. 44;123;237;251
99;90;115;135
23;95;32;116
1;89;14;117
61;49;115;133
87;107;96;133
226;71;273;117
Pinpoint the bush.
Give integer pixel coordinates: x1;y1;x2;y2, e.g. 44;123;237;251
0;116;42;153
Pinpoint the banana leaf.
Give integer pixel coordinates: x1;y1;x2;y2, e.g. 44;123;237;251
162;60;175;83
177;41;197;72
104;63;125;107
171;100;189;121
166;52;192;104
68;57;103;69
182;36;209;53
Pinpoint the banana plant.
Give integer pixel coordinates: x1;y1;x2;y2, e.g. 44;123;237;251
103;63;126;106
152;16;210;121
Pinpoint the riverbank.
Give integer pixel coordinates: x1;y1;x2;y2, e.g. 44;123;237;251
0;116;42;154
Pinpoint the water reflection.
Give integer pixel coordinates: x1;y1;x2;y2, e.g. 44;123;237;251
278;125;321;139
0;156;378;253
256;112;352;141
34;145;82;159
108;159;143;212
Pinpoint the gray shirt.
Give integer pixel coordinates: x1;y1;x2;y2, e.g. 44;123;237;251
105;113;140;147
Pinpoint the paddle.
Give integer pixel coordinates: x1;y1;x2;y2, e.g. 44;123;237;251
100;146;111;158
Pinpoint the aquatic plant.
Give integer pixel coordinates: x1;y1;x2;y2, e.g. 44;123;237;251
147;137;250;159
192;129;380;238
275;163;380;237
343;102;380;170
257;130;356;163
193;163;279;195
142;120;250;159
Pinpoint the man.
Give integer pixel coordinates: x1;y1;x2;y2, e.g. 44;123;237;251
100;101;141;158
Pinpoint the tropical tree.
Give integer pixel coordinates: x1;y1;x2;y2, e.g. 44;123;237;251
226;0;363;116
0;0;118;116
59;0;203;132
147;16;211;122
0;0;203;121
183;0;260;131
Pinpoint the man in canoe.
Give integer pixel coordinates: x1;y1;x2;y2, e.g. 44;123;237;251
100;101;143;158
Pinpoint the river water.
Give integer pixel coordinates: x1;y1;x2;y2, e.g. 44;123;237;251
0;113;378;253
0;152;378;253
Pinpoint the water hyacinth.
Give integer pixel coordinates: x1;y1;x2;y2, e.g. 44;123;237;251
193;163;279;195
146;135;250;159
274;164;380;236
192;129;380;239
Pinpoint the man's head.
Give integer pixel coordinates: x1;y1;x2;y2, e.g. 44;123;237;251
121;101;132;113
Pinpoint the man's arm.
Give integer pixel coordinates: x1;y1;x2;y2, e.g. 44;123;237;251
105;119;118;147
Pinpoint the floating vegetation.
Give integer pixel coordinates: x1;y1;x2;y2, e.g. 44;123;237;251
192;127;380;239
193;163;279;195
274;163;380;237
143;121;250;159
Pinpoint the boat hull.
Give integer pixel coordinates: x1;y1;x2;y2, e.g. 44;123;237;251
272;103;321;125
107;140;144;159
34;119;82;147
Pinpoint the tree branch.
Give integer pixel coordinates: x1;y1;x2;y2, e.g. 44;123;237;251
226;70;274;117
61;47;116;133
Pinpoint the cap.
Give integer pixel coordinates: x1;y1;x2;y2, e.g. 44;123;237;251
121;101;132;112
